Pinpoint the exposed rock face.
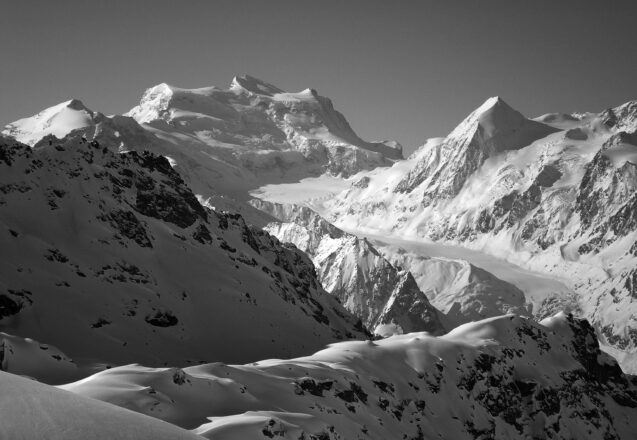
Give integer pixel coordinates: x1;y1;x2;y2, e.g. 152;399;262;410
251;199;447;336
374;272;446;336
64;313;637;440
0;133;368;371
324;99;637;370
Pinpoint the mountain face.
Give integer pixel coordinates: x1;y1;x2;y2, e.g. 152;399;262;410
324;98;637;369
0;132;368;375
57;313;637;440
125;75;401;182
394;97;558;203
249;199;447;336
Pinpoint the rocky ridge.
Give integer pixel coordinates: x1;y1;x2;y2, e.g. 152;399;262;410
0;132;367;376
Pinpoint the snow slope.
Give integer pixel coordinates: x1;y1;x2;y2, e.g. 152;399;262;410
0;370;202;440
0;332;81;384
63;313;637;440
0;132;367;381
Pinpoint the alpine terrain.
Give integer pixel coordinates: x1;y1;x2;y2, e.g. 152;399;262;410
319;97;637;373
2;75;637;439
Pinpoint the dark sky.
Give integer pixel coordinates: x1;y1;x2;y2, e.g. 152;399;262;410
2;1;636;154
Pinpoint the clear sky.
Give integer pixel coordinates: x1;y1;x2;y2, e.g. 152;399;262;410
2;0;636;154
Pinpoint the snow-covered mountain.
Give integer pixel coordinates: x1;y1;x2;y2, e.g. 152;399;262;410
4;77;637;439
123;75;402;200
323;97;637;369
250;199;447;336
126;75;402;177
3;99;156;151
0;132;368;378
52;313;637;439
2;75;402;218
394;97;558;203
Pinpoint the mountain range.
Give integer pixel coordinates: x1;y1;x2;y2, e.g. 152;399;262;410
2;75;637;439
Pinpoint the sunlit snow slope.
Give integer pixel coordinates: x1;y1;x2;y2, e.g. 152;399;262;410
61;313;637;440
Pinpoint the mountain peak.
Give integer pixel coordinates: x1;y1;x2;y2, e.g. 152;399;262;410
456;96;556;147
230;74;284;96
2;99;97;145
478;95;506;110
473;96;520;123
393;96;558;196
64;98;92;112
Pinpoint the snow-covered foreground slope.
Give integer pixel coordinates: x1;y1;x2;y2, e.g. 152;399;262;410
0;332;81;384
0;133;367;380
0;370;202;440
250;199;447;336
62;313;637;440
322;98;637;371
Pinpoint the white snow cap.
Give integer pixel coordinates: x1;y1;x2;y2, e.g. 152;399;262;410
230;74;285;96
2;98;96;145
